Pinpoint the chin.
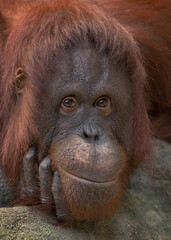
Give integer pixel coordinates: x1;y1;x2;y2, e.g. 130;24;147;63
59;168;124;221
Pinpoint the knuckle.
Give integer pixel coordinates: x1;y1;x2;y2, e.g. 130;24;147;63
39;157;51;171
23;147;36;162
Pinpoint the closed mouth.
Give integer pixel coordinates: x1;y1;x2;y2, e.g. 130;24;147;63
60;168;117;185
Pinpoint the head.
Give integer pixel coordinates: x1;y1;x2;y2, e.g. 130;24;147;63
34;42;133;220
0;0;151;221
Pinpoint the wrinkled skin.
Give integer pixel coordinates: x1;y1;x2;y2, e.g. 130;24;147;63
18;42;133;222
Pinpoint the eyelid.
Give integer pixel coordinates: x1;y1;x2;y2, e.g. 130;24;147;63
60;96;79;115
62;96;77;106
94;96;111;108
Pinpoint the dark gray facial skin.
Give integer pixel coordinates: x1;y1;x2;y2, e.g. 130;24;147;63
37;41;133;159
34;41;133;221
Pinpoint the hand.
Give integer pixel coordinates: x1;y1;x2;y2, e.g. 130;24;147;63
20;147;72;222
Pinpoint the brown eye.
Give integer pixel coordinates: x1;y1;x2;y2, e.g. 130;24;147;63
60;97;78;114
95;97;112;116
95;97;111;109
63;98;77;108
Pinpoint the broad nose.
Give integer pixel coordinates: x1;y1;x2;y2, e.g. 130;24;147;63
83;123;103;142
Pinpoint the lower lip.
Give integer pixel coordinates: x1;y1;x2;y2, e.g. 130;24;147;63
60;168;117;186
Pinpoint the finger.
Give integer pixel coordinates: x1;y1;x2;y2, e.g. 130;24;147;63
21;147;38;197
39;157;54;204
52;171;71;222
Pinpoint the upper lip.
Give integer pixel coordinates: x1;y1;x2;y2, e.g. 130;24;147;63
60;168;117;184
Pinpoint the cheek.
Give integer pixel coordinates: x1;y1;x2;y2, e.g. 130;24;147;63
111;104;133;155
34;108;59;161
121;108;133;154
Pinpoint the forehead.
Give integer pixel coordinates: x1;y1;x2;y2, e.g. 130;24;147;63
48;42;131;104
53;42;109;87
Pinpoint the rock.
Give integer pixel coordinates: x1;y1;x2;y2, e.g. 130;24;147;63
0;169;16;207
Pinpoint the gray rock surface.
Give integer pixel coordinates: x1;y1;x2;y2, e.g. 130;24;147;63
0;169;16;207
0;139;170;240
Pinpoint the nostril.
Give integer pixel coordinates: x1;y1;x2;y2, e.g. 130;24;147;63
82;123;102;141
94;135;99;141
83;129;99;141
84;131;89;139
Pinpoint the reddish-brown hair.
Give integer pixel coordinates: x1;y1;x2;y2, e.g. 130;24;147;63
0;0;170;183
